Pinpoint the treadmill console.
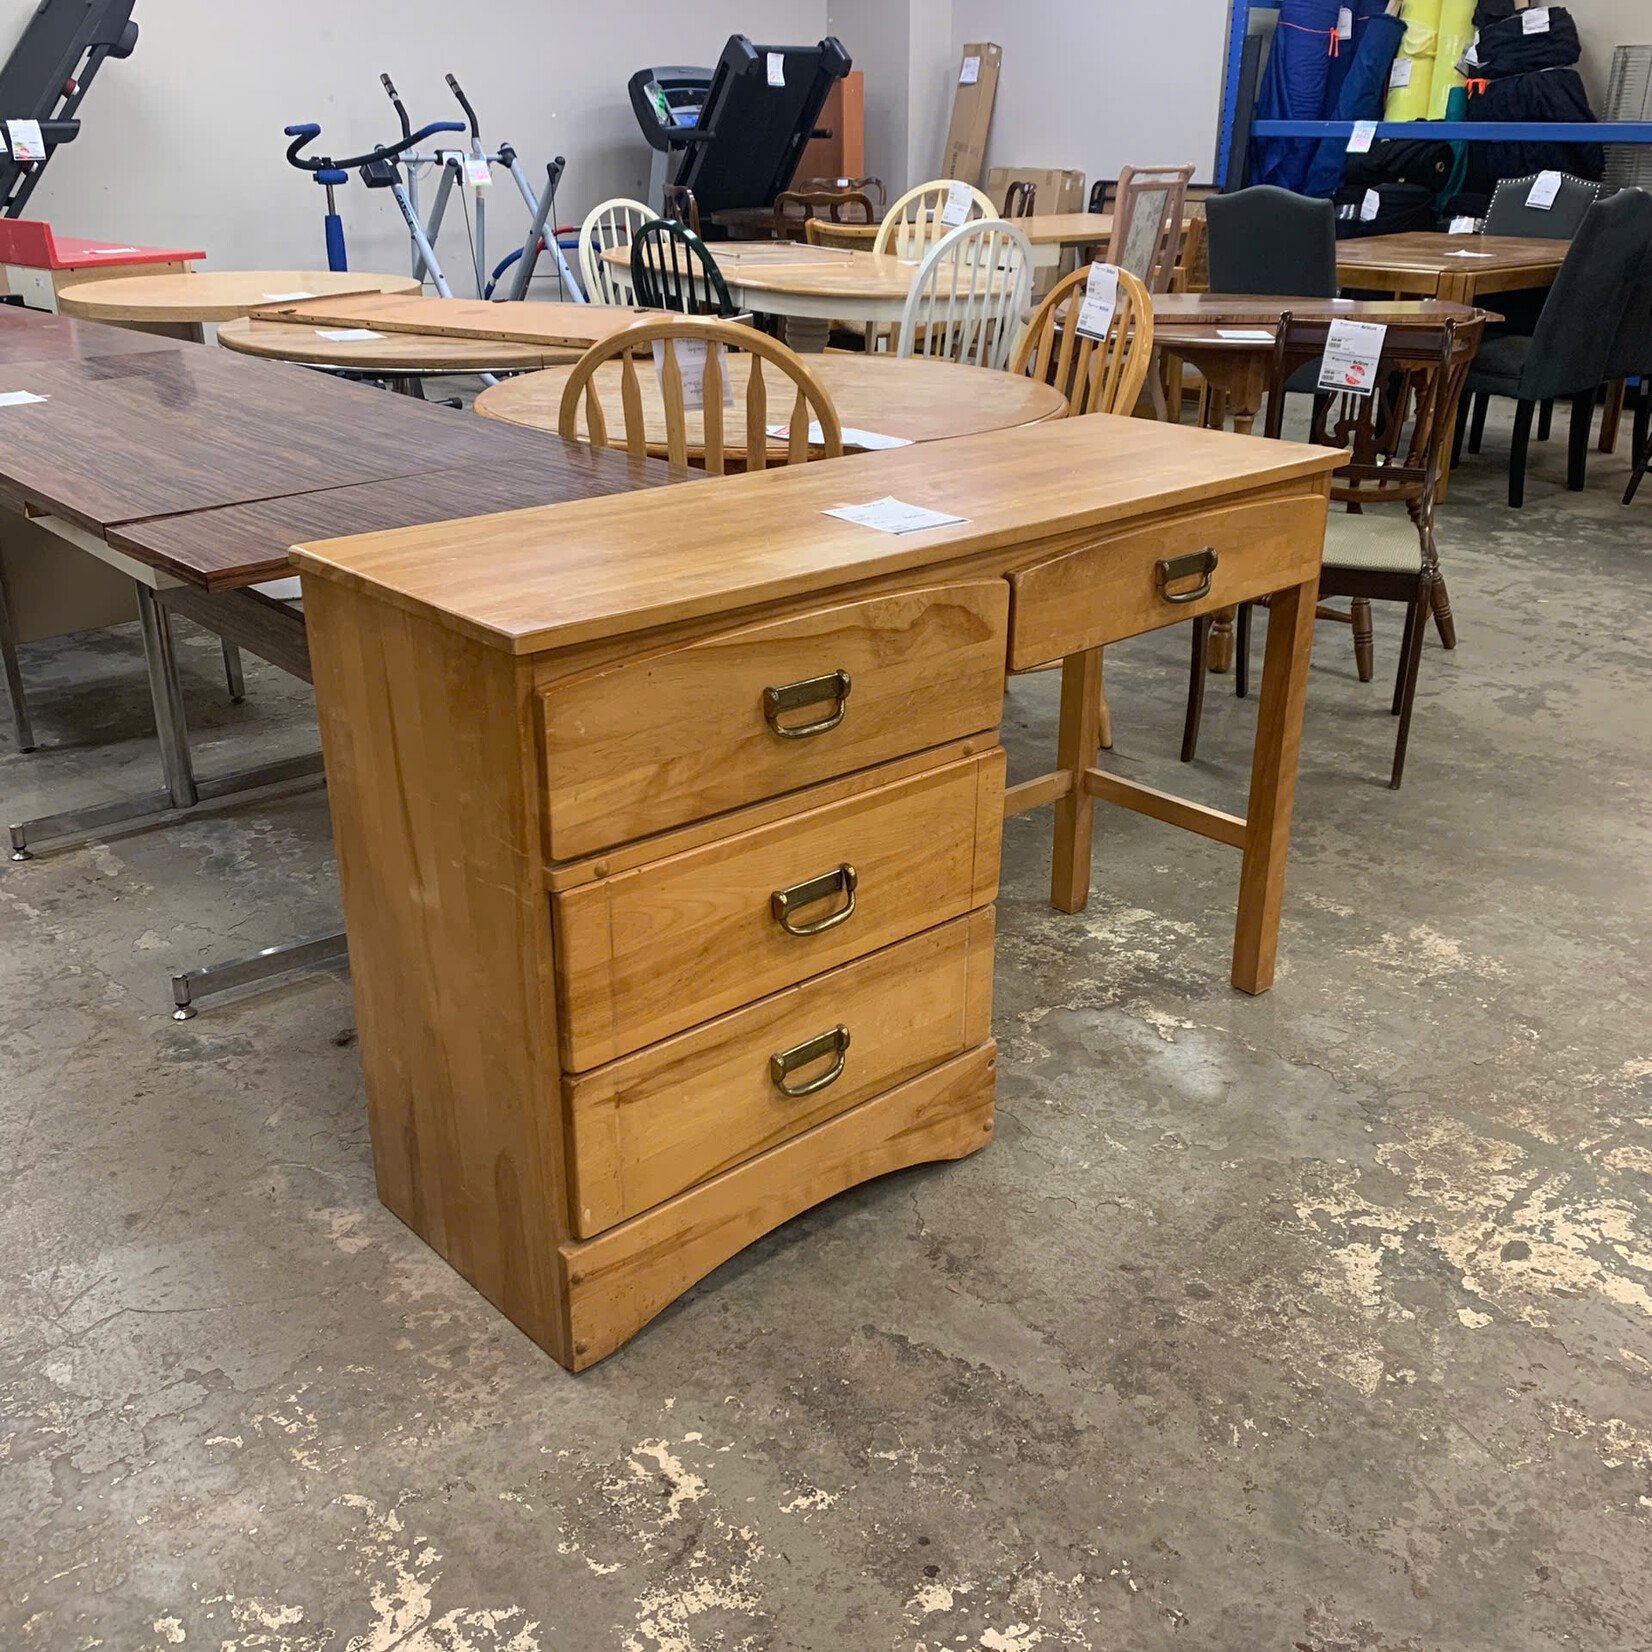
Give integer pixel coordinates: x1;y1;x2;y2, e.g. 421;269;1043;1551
629;66;713;153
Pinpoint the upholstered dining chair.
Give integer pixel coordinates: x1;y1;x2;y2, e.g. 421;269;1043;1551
1204;186;1338;297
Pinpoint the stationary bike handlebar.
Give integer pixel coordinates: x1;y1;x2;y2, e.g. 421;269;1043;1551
282;115;464;175
445;75;481;139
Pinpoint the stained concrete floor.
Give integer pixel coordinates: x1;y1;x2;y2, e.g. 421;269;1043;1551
2;403;1650;1652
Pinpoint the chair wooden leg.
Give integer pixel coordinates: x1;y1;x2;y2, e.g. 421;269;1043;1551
1182;614;1212;764
1351;597;1375;683
1509;399;1535;509
1235;602;1252;700
1537;398;1554;443
1600;379;1626;454
1096;648;1113;752
1567;391;1594;491
1390;582;1432;790
1051;649;1102;913
1429;568;1456;650
1392;597;1418;715
1468;391;1490;454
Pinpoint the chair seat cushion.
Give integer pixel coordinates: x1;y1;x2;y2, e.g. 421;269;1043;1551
1465;332;1530;394
1323;511;1424;574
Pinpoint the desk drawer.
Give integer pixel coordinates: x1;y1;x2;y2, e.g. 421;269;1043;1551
1008;490;1327;670
553;746;1004;1070
540;580;1008;860
564;908;994;1236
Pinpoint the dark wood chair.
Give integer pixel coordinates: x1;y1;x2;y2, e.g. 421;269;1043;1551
660;184;702;237
629;219;736;316
771;184;877;237
1003;179;1037;218
1183;310;1486;790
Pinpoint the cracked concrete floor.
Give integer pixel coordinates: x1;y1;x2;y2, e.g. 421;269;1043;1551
2;404;1650;1651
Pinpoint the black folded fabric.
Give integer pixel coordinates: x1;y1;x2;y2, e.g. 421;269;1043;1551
1462;7;1581;77
1472;0;1529;24
1464;68;1605;191
1344;138;1457;191
1334;182;1437;238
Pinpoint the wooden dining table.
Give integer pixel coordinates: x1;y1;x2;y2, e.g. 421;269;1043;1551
1334;232;1567;305
709;209;1119;266
473;351;1067;460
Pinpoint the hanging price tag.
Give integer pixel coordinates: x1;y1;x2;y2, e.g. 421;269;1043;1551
767;52;786;87
1361;188;1381;223
1319;319;1388;398
4;119;45;162
1337;7;1354;40
465;154;492;188
960;55;982;85
939;180;973;228
1390;57;1412;88
1523;7;1550;33
1075;263;1120;341
1347;120;1378;155
652;338;734;413
1526;170;1563;210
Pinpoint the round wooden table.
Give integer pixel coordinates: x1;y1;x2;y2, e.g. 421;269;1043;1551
56;269;423;340
218;316;576;387
474;350;1067;459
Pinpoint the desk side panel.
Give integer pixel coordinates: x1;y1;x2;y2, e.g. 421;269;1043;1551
302;576;574;1366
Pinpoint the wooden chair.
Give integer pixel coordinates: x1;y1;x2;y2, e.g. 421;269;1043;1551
894;219;1034;371
557;315;843;477
578;197;657;305
1183;311;1486;790
1008;264;1155;752
629;219;737;316
873;178;994;261
804;217;876;251
1107;164;1193;294
1003;179;1037;218
773;185;877;237
798;174;886;212
661;184;702;237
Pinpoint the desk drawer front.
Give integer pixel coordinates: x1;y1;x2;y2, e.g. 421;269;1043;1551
540;581;1008;860
1008;491;1327;670
564;908;995;1236
553;747;1004;1069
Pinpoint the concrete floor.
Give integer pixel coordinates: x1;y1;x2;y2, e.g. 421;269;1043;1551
2;405;1650;1651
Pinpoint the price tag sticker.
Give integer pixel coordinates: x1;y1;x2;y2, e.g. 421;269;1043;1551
1390;57;1412;88
1337;6;1354;40
824;496;969;535
317;329;385;342
1523;6;1550;32
1449;215;1479;234
652;338;734;413
767;51;786;87
1347;120;1378;155
262;290;316;302
960;54;982;85
1361;188;1381;223
4;119;45;162
0;389;47;407
940;179;973;228
1526;169;1563;210
1075;263;1120;341
1319;319;1388;398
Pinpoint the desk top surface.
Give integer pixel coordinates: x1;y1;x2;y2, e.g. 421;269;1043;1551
293;414;1345;657
0;344;558;538
55;269;423;323
0;305;184;364
248;292;650;349
1334;233;1568;277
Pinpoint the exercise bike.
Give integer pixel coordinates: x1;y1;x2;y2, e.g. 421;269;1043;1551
392;73;586;303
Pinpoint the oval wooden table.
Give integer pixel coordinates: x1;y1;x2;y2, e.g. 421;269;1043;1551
475;350;1067;460
217;316;577;389
56;269;423;341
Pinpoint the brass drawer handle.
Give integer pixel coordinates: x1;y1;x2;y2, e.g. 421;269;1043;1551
771;863;858;937
1156;547;1218;604
769;1024;851;1098
763;669;852;739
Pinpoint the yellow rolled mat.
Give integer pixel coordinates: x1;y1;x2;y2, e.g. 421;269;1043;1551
1385;0;1443;121
1429;0;1477;117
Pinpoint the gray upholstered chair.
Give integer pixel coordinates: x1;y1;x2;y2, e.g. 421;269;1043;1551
1456;189;1652;507
1609;247;1652;504
1204;185;1338;297
1483;172;1601;241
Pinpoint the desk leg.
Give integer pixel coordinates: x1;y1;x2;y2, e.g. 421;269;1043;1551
1232;578;1316;994
0;555;35;752
171;928;349;1021
1050;648;1103;912
136;585;199;809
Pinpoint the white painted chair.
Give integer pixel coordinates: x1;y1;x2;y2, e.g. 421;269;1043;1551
894;219;1035;372
579;197;658;305
873;178;993;262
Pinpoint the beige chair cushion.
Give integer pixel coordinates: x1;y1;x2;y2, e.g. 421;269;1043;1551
1323;511;1424;574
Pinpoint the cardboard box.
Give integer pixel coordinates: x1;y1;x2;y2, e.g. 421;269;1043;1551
941;43;1001;185
984;167;1087;217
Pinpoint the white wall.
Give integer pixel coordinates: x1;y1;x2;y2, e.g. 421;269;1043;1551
1574;0;1652;108
14;0;825;281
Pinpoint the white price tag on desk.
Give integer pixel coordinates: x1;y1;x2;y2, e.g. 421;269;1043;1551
1361;188;1381;223
768;422;912;451
1347;120;1378;155
960;54;981;85
1523;6;1551;33
0;390;47;406
263;290;316;302
1318;319;1388;397
1449;216;1479;234
317;329;385;342
824;496;969;535
1217;329;1275;342
4;119;44;161
1075;263;1120;341
465;153;492;188
1527;169;1563;210
652;338;733;412
1390;57;1412;88
767;51;786;87
939;180;973;228
1447;250;1495;258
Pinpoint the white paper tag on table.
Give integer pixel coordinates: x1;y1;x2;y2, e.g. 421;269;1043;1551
1075;263;1120;341
1389;57;1412;88
1361;188;1381;223
0;390;47;407
1337;6;1354;40
940;180;973;229
824;496;968;535
767;51;786;87
1449;215;1479;234
4;119;45;161
1526;169;1563;210
86;246;141;256
1217;329;1275;342
1347;120;1378;155
960;54;981;85
263;290;316;302
652;338;734;412
464;154;492;188
1523;6;1550;33
1318;319;1388;397
1448;250;1495;258
317;328;385;342
768;422;912;450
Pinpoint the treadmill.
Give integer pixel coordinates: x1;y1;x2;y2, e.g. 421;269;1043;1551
0;0;139;217
629;36;851;225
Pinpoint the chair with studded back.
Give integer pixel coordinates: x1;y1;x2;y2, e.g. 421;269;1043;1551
629;218;737;316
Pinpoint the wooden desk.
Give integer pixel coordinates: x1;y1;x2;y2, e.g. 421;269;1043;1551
293;414;1340;1370
474;351;1066;458
1335;233;1567;305
0;304;182;364
217;317;576;381
247;292;649;352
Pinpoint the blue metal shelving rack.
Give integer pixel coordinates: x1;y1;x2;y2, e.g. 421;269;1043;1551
1216;0;1652;187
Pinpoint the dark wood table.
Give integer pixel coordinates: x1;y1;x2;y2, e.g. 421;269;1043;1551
0;304;182;364
1334;232;1567;305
